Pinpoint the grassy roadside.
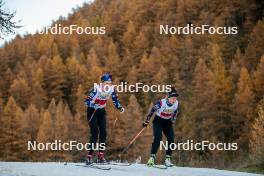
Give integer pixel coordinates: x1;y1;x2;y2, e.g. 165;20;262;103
232;165;264;175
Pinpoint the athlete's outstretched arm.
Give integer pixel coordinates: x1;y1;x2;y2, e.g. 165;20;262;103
171;103;180;122
84;88;97;106
111;90;122;109
146;101;162;121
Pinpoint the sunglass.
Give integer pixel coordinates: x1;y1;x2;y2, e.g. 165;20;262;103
104;81;112;84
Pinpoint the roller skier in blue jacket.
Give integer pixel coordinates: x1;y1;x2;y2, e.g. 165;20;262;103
84;73;124;165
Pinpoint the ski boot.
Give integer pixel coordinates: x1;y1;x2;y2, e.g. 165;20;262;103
85;153;93;165
147;154;155;166
164;155;174;167
97;152;107;163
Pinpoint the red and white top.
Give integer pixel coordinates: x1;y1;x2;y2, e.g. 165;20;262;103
156;98;179;119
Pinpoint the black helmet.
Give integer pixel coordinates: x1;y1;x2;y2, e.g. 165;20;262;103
168;87;179;97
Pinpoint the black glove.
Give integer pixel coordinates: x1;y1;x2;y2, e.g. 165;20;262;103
142;120;150;127
118;106;125;113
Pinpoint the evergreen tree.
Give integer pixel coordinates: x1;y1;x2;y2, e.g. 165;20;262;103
37;110;54;161
244;20;264;70
0;96;4;158
105;102;124;160
159;36;181;81
0;94;3;115
253;56;264;102
23;104;40;141
43;56;67;103
69;37;81;57
191;58;214;138
31;68;46;109
209;44;233;142
22;104;40;160
119;49;133;79
53;101;70;160
65;56;89;110
132;31;149;61
122;21;137;50
47;98;57;139
51;42;60;57
1;68;15;101
75;84;86;116
249;98;264;167
68;112;87;161
85;48;103;88
105;40;121;77
91;37;107;64
123;95;146;161
9;78;31;110
36;35;54;58
54;100;68;140
1;97;26;160
86;48;100;69
232;67;255;154
138;47;163;83
230;49;243;84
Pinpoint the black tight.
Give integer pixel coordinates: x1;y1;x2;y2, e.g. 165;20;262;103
87;107;106;153
151;116;174;156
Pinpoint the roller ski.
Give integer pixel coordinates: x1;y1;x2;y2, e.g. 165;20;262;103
146;154;167;169
164;155;174;167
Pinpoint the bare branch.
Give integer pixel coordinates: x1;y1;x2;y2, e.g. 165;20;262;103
0;0;22;39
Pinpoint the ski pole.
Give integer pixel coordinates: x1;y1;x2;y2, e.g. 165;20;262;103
119;127;146;157
88;109;97;123
114;117;118;127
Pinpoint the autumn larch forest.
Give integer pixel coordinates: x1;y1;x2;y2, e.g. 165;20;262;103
0;0;264;171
